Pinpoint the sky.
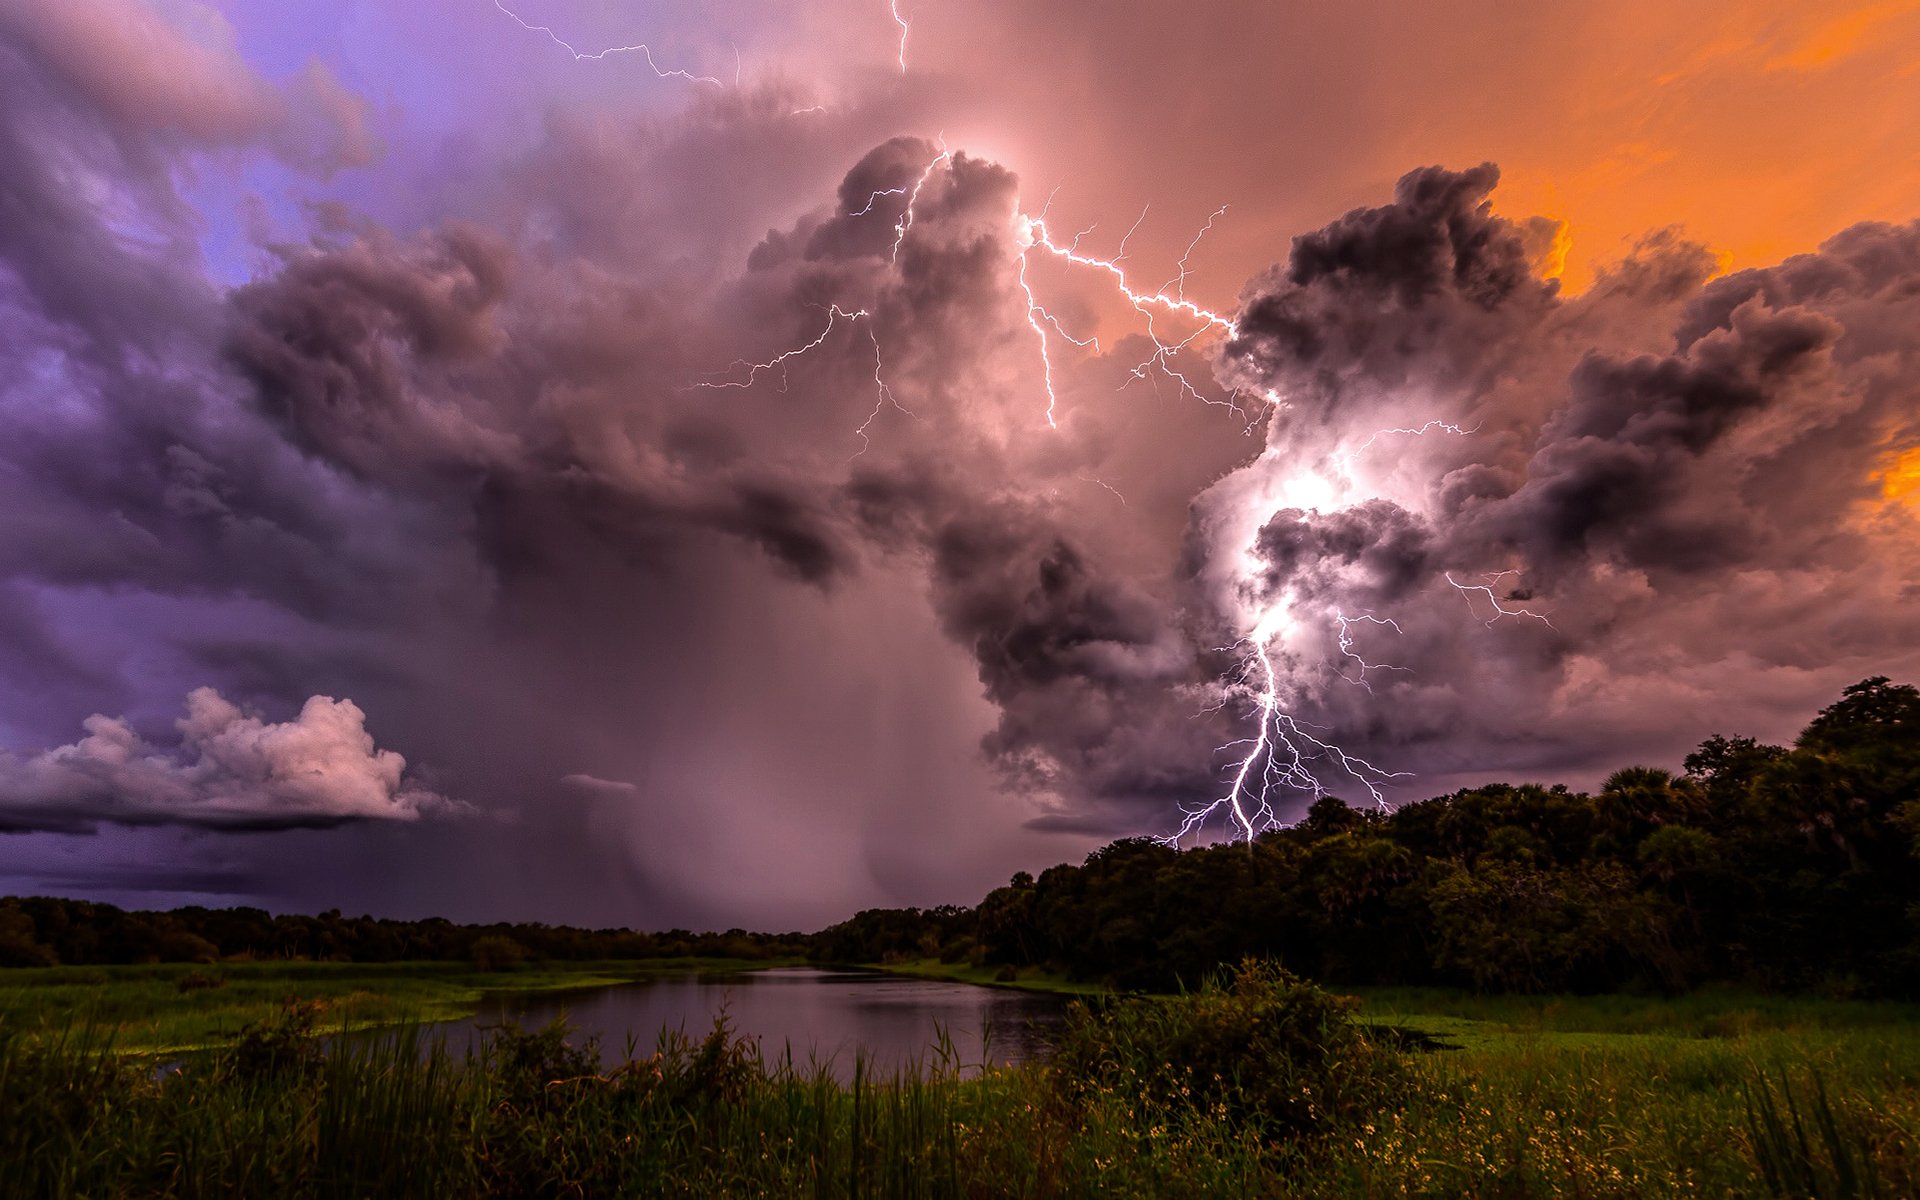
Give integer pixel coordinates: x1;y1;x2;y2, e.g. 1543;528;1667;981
0;0;1917;930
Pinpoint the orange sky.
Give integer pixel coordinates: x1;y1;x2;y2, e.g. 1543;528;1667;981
871;0;1920;298
1489;1;1920;289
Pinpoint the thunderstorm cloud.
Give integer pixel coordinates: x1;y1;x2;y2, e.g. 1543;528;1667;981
0;0;1916;925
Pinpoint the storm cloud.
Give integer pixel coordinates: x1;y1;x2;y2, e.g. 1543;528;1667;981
0;0;1916;925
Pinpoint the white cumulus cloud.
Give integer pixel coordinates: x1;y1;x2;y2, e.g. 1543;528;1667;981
0;687;457;831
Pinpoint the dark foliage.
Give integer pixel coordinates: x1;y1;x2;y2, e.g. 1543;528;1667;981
814;677;1920;996
0;897;810;968
1050;959;1405;1138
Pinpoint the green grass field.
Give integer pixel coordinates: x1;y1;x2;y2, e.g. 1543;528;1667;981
0;958;798;1053
1315;987;1920;1196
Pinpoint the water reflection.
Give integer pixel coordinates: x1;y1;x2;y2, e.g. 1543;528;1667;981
439;967;1069;1081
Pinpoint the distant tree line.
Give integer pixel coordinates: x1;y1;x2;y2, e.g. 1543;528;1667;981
0;899;809;969
5;677;1915;996
814;677;1920;996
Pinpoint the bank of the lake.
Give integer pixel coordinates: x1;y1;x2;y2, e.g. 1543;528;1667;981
0;957;800;1054
863;958;1108;997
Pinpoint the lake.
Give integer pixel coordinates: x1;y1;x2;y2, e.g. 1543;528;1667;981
435;967;1071;1080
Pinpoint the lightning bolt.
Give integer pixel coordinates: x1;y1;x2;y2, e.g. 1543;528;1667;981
797;151;1241;436
1019;212;1237;338
1447;570;1554;628
850;186;910;217
492;0;724;84
691;142;1533;841
1333;611;1409;692
1078;473;1129;506
1164;626;1410;847
689;305;909;455
479;0;1545;854
888;140;952;263
1012;203;1245;424
1165;418;1527;845
891;0;911;72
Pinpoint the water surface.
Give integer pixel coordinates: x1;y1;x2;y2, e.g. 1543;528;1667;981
439;967;1069;1080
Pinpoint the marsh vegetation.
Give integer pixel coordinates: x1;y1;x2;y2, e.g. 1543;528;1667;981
6;962;1920;1197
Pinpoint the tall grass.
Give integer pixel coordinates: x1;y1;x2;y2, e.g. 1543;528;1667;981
5;965;1920;1197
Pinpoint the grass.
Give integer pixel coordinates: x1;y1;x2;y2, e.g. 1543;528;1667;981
1305;987;1920;1197
6;964;1920;1196
0;958;798;1053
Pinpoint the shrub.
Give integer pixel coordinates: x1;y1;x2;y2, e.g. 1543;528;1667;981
1050;957;1406;1140
481;1017;601;1110
221;997;326;1082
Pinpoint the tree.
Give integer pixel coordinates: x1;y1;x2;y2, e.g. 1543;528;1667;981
470;935;529;972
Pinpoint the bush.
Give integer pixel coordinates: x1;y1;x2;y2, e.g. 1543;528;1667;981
1050;957;1406;1140
221;997;326;1082
482;1017;601;1110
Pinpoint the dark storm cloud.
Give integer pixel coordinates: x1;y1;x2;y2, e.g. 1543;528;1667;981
0;5;465;836
0;6;453;636
1226;165;1560;413
4;0;1917;914
1254;500;1435;608
1474;301;1842;574
1192;165;1920;803
21;861;265;897
829;457;1228;813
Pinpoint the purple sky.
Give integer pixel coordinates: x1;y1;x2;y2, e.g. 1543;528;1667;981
1;0;1917;930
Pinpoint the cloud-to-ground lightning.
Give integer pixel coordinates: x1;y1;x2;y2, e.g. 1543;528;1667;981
492;0;724;84
1163;627;1410;847
1165;416;1541;846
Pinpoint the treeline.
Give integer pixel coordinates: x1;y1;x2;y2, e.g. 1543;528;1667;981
816;676;1920;996
0;899;808;969
6;676;1916;995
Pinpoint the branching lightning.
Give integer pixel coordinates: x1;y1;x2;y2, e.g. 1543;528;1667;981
1013;203;1244;422
1163;415;1552;846
1164;628;1410;847
1333;611;1409;691
1447;570;1554;628
888;140;952;263
684;137;1540;845
478;5;1563;855
492;0;723;84
690;305;910;455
